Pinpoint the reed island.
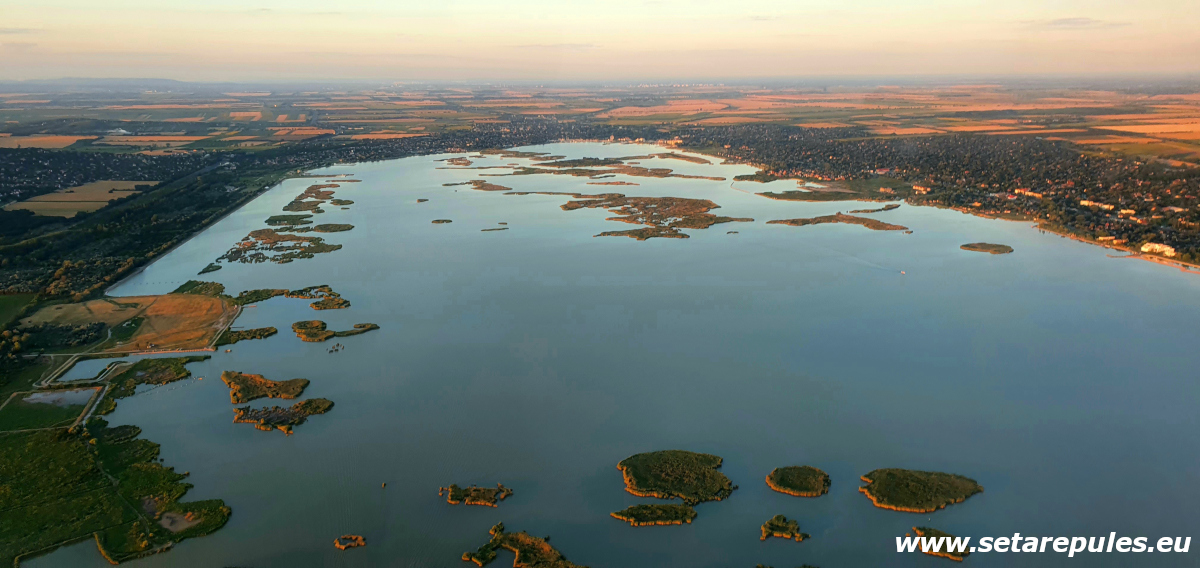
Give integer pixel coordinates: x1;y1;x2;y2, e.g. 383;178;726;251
858;469;983;513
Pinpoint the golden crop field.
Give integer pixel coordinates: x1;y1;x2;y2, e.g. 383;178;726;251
4;180;156;217
0;135;98;149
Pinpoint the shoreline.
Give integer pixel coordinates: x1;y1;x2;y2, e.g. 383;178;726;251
1033;223;1200;274
672;143;1198;278
105;168;317;296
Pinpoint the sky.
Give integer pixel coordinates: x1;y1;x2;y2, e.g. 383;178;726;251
1;0;1198;82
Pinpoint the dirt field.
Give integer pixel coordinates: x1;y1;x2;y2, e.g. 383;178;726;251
1101;123;1200;135
0;135;98;149
4;180;156;217
599;100;728;118
97;136;209;147
350;133;429;139
22;294;237;352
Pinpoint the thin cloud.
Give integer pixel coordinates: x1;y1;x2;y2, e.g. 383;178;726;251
513;44;596;52
2;42;38;50
1022;17;1130;29
0;28;40;34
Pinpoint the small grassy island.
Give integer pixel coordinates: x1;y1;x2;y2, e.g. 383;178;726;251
755;176;911;202
766;466;830;498
199;262;222;274
960;242;1014;254
433;219;453;224
462;523;585;568
439;484;513;507
292;321;379;342
610;504;697;526
312;223;354;233
334;534;366;550
292;320;334;342
218;228;342;264
616;450;736;505
266;214;313;226
232;398;333;434
849;204;901;214
220;371;309;404
282;183;341;214
859;469;983;513
286;284;351;310
215;326;277;346
760;514;810;542
509;192;751;240
767;213;909;231
912;527;970;561
466;179;513;192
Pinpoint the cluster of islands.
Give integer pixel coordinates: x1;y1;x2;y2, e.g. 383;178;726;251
430;151;1015;257
435;449;982;567
208;179;359;269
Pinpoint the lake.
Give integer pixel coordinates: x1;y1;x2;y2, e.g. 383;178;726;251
29;143;1200;567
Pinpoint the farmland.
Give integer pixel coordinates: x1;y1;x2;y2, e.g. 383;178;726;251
4;180;155;217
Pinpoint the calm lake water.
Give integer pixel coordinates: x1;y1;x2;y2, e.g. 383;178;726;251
29;143;1200;567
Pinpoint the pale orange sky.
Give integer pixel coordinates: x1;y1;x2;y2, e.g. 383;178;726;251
1;0;1198;81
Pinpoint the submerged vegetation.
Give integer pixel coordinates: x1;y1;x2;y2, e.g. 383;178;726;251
610;504;697;526
439;484;513;507
616;450;736;505
765;466;830;498
760;514;809;542
462;523;585;568
858;469;983;513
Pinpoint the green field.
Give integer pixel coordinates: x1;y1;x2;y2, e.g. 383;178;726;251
0;394;88;431
0;293;35;327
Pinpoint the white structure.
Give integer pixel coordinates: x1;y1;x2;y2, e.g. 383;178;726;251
1141;243;1177;257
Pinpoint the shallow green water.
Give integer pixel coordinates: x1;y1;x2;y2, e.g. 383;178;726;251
29;143;1200;567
